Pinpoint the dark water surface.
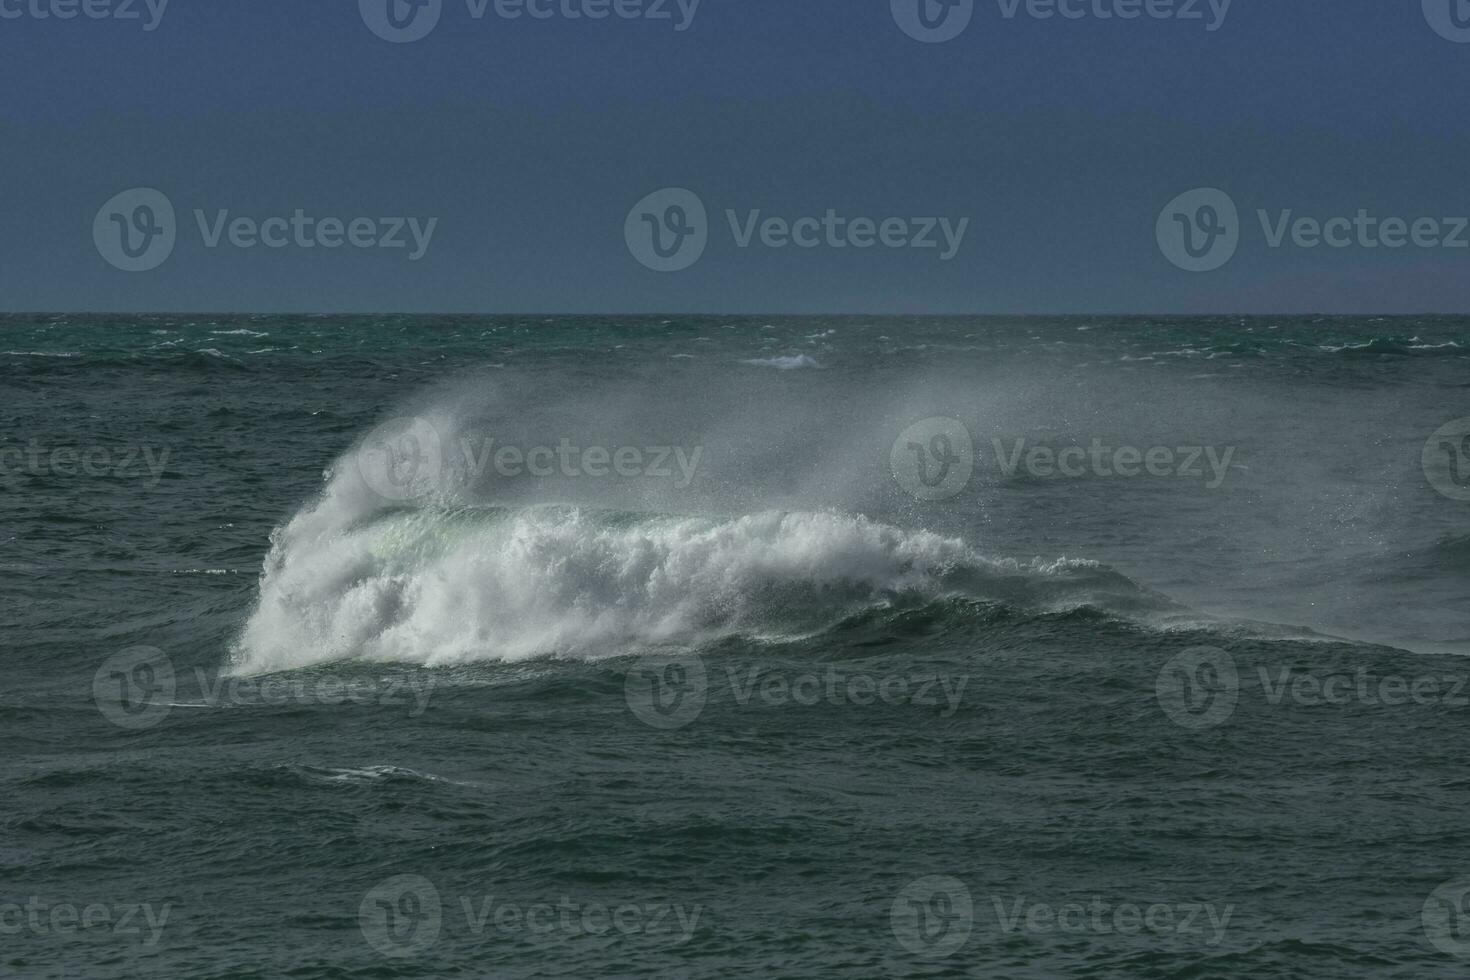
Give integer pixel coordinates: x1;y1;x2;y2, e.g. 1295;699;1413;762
4;315;1470;978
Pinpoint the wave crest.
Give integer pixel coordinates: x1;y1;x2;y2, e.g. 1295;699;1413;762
234;501;983;670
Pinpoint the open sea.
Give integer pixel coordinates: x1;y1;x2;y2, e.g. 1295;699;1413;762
4;314;1470;978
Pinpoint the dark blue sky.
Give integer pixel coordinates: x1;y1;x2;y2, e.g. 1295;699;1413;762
2;0;1468;312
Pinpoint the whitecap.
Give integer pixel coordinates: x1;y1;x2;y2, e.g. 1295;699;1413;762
741;354;822;370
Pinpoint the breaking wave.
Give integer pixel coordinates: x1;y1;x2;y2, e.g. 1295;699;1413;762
228;417;1177;674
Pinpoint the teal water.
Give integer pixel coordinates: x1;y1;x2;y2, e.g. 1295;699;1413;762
3;315;1470;978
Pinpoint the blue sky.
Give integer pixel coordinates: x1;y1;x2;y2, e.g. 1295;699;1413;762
2;0;1468;312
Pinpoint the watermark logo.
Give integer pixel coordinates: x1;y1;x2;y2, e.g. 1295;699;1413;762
352;417;705;504
94;188;438;272
1424;418;1470;502
458;435;702;489
894;0;1230;41
1155;646;1239;730
1157;187;1239;273
355;416;445;503
730;667;967;715
625;652;708;729
891;418;975;502
626;188;708;272
1425;878;1470;957
360;875;443;958
362;0;699;42
93;647;176;731
1424;0;1470;43
358;876;701;953
626;187;970;271
1159;652;1470;729
94;188;176;273
360;0;443;42
892;423;1238;500
1160;188;1470;273
891;0;974;43
891;876;974;958
891;878;1233;956
625;660;965;729
93;648;436;729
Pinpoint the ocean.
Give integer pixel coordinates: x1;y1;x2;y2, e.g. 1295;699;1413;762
4;314;1470;978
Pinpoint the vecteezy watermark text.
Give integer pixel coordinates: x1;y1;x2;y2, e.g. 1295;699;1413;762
989;437;1236;488
990;895;1232;945
624;653;969;729
625;188;969;272
0;898;171;947
891;0;1232;44
891;418;1239;502
359;0;701;43
0;441;170;487
94;188;438;272
1156;646;1470;730
459;436;701;487
93;647;436;730
890;876;1232;959
353;416;704;503
1158;187;1470;273
0;0;169;30
358;875;701;957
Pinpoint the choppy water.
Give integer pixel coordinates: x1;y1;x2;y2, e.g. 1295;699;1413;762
4;314;1470;978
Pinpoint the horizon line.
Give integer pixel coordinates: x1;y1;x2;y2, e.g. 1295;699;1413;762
1;311;1466;319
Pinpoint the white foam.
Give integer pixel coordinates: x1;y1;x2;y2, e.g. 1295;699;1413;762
231;496;980;673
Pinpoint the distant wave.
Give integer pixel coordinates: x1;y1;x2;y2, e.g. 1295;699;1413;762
3;347;252;374
1316;336;1465;357
741;354;822;370
1137;336;1467;361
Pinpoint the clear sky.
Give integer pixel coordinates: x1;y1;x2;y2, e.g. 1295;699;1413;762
2;0;1468;313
